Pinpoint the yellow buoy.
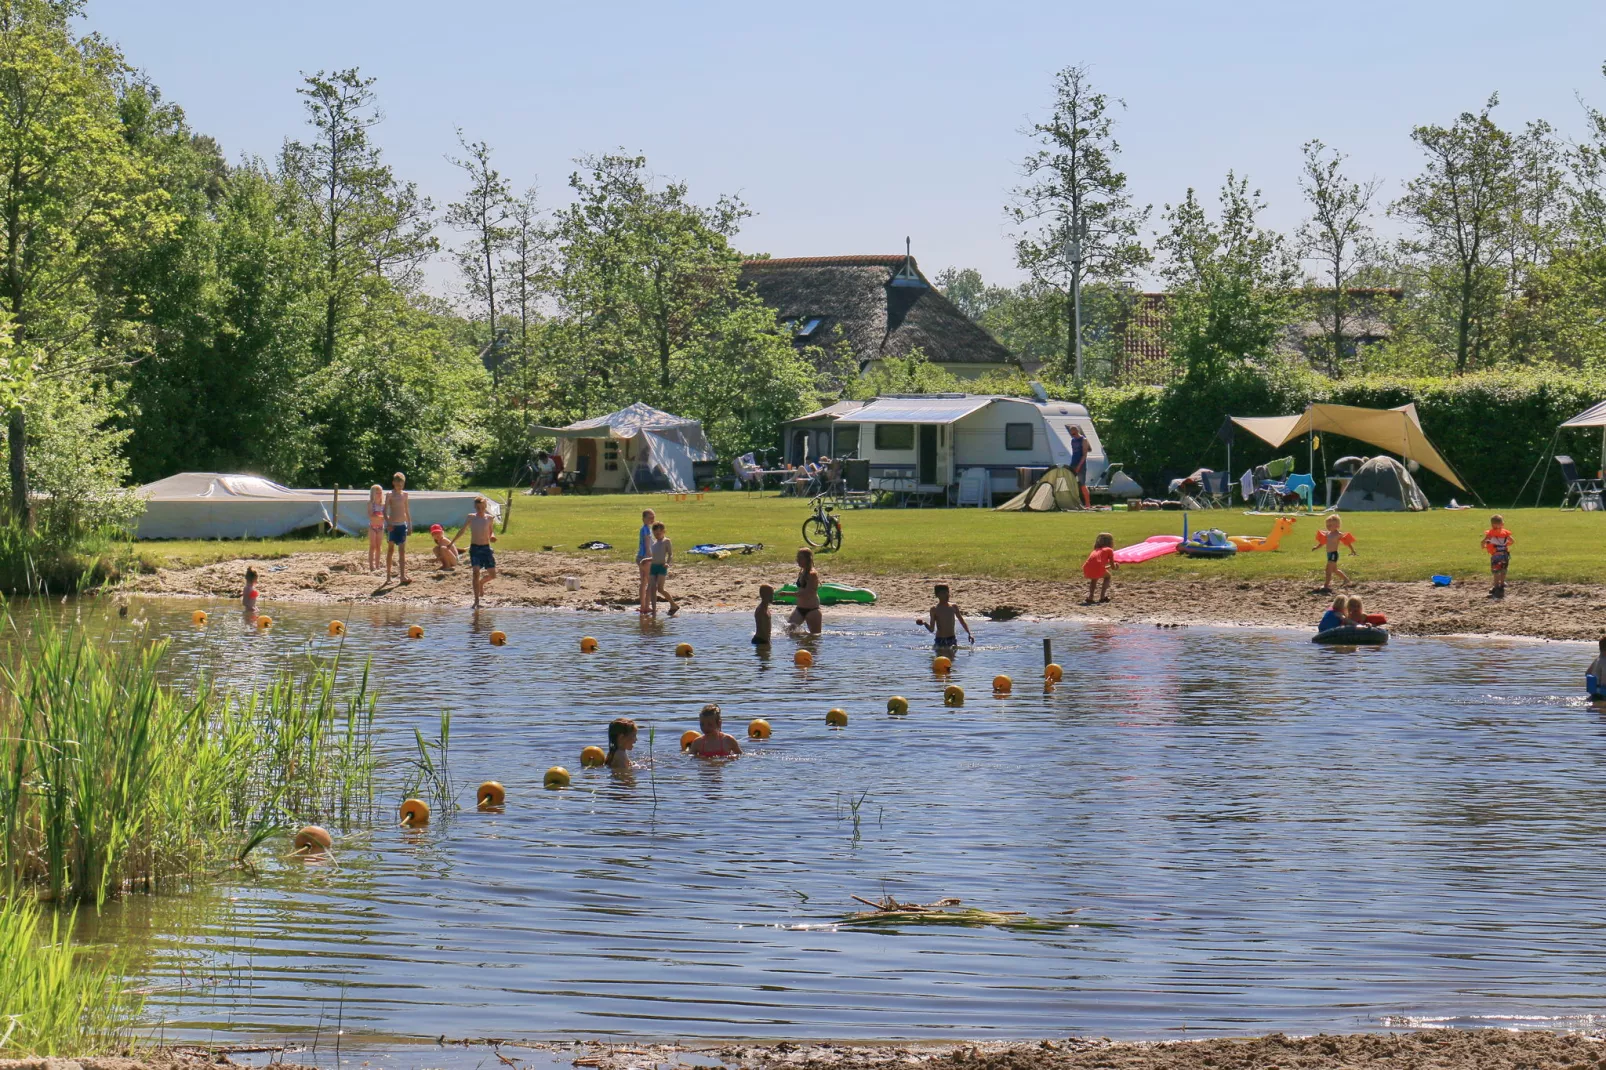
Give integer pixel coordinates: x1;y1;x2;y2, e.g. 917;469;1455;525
794;649;814;668
1044;662;1064;682
680;730;701;751
748;718;771;739
932;655;952;674
192;610;208;625
489;630;508;646
887;695;909;716
328;620;345;636
993;674;1013;694
399;798;430;826
826;708;848;727
544;766;571;789
293;825;332;852
407;624;425;639
256;615;273;630
580;745;606;768
675;642;694;658
580;636;598;652
944;684;966;707
477;781;505;809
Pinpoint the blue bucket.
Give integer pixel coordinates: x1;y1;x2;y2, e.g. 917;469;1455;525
1431;574;1452;587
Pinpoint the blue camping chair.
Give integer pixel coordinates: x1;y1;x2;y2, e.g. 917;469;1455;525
1284;473;1315;509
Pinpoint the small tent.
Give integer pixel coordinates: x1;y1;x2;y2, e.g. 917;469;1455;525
995;466;1081;512
1334;456;1428;512
531;403;715;493
136;473;333;539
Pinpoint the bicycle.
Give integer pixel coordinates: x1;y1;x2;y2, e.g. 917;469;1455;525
801;494;842;552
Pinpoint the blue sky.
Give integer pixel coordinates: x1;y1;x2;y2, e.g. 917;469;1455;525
92;1;1606;295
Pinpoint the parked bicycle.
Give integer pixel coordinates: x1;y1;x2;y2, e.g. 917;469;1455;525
801;494;842;552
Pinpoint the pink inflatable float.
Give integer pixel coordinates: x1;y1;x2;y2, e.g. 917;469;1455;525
1112;534;1183;564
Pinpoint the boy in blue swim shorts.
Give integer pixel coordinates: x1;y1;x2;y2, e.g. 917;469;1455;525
384;472;412;585
451;496;498;609
917;584;972;650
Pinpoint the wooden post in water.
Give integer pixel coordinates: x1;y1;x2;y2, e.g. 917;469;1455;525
1043;637;1052;667
330;484;339;537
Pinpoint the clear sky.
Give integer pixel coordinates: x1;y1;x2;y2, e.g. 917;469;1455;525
90;0;1606;295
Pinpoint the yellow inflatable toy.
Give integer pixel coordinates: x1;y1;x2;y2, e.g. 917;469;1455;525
544;766;571;789
408;624;425;639
680;730;701;750
944;684;965;707
675;642;694;658
580;746;606;768
826;708;848;727
886;695;909;716
794;649;814;668
477;781;506;808
748;718;771;739
293;826;332;852
932;655;952;674
1228;516;1298;552
328;620;346;637
399;798;430;826
489;630;508;646
580;636;598;652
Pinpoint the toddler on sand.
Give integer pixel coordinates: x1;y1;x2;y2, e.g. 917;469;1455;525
1482;514;1515;597
1082;532;1117;605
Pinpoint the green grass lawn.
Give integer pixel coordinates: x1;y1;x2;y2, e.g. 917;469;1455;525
133;491;1606;586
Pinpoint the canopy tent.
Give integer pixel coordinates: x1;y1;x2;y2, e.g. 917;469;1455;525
995;466;1082;512
1334;456;1428;511
1230;403;1467;491
530;403;715;493
1560;401;1606;471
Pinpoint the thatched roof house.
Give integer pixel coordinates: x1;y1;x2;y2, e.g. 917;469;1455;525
740;253;1021;379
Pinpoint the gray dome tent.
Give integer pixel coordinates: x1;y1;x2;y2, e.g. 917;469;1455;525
1334;456;1428;511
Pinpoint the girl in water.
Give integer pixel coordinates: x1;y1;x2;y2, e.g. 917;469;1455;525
687;704;742;757
606;717;637;771
366;484;386;572
788;547;822;635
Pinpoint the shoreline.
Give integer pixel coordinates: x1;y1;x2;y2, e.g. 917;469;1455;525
118;548;1606;642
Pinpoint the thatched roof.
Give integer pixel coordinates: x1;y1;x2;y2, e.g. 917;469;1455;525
740;255;1018;369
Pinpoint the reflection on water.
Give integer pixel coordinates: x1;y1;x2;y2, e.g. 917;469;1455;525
51;598;1606;1041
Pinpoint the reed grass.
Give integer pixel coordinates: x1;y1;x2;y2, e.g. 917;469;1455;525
0;896;139;1055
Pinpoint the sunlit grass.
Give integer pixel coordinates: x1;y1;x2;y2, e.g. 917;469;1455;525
0;896;139;1055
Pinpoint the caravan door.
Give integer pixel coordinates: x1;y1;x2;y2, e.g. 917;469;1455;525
918;426;938;485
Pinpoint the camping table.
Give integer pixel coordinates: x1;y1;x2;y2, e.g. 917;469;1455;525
872;473;917;506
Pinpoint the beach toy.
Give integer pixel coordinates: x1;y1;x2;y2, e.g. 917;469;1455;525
680;729;700;750
826;708;848;727
544;766;571;789
399;798;430;826
1227;516;1298;552
328;620;345;636
748;718;771;739
1312;625;1389;647
993;674;1013;694
580;636;598;652
256;615;273;630
1431;574;1452;587
489;630;508;646
932;655;952;674
944;684;965;707
886;695;909;716
293;825;332;853
1178;529;1237;559
580;745;606;768
1313;531;1358;548
794;649;813;668
1044;662;1064;682
675;642;693;657
192;610;208;625
407;624;425;639
772;582;877;606
477;781;505;809
1112;535;1184;565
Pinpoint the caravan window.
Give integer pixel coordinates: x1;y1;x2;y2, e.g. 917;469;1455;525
834;424;860;458
1004;423;1034;450
874;424;915;451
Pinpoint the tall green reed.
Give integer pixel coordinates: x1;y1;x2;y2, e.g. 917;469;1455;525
0;895;139;1055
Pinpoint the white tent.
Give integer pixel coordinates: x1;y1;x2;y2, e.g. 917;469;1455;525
531;403;715;492
1561;401;1606;466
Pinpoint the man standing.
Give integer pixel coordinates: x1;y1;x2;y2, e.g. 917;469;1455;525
1068;426;1090;508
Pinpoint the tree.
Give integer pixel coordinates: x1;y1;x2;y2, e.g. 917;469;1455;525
1157;174;1298;379
1394;95;1516;373
1296;140;1379;376
1009;64;1150;378
0;0;173;525
445;131;512;387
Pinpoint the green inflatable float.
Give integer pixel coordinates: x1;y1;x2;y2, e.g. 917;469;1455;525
772;582;877;606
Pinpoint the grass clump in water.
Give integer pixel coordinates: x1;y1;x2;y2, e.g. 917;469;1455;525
0;895;139;1055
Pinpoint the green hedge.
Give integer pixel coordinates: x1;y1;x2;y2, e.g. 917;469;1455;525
1072;369;1606;507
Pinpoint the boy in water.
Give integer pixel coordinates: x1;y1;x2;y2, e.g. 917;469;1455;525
1482;514;1515;597
385;472;412;585
917;584;973;650
753;584;774;646
450;496;498;609
428;524;459;570
648;521;679;617
1310;514;1357;592
687;703;742;757
1587;636;1606;699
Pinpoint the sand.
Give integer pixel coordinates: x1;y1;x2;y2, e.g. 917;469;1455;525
119;548;1606;642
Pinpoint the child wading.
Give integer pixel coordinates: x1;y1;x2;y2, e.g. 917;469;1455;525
753;584;774;646
917;584;973;650
648;522;679;617
385;472;412;585
450;496;498;609
242;567;259;614
1587;636;1606;700
1082;533;1117;605
687;703;741;758
606;717;638;771
1482;514;1515;597
1311;515;1357;592
636;508;656;615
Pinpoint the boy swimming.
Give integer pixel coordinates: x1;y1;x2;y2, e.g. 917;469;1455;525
450;496;498;609
917;584;973;650
753;584;774;645
1587;636;1606;700
1311;515;1356;592
687;703;742;757
385;472;412;585
1482;514;1514;597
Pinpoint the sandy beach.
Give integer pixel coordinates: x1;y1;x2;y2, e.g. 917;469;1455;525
120;548;1606;642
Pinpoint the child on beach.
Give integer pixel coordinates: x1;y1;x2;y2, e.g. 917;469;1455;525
637;509;656;615
385;472;412;585
428;525;459;570
1311;515;1357;592
366;484;385;572
1318;595;1346;633
687;704;742;757
1482;514;1515;597
450;496;498;609
753;584;774;646
788;547;822;635
648;521;679;617
606;717;638;770
1587;636;1606;699
1082;533;1117;605
242;567;259;613
917;584;973;650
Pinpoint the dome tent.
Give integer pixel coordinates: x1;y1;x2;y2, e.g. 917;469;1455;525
1334;456;1428;512
995;466;1082;511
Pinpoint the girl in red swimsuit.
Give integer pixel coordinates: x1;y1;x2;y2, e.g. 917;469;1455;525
687;704;743;758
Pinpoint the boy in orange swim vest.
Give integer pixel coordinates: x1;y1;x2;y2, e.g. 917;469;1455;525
1481;514;1514;597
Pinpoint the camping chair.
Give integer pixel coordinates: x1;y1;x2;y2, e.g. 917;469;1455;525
841;459;873;508
1197;470;1230;508
1557;455;1604;510
1284;473;1316;509
732;454;762;492
955;468;990;507
556;455;591;494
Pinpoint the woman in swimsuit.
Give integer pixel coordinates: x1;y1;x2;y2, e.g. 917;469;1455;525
788;547;822;635
687;704;742;757
366;484;385;572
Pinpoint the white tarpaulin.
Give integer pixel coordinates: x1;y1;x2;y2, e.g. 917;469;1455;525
322;490;501;535
1231;402;1466;490
531;402;715;492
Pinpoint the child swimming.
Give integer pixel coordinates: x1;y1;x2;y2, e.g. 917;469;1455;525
1311;515;1356;592
1482;514;1514;597
1082;532;1117;605
917;584;973;650
753;584;774;645
687;703;742;757
605;717;638;770
1588;636;1606;700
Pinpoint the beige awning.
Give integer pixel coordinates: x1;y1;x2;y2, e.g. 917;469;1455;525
1231;403;1465;490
